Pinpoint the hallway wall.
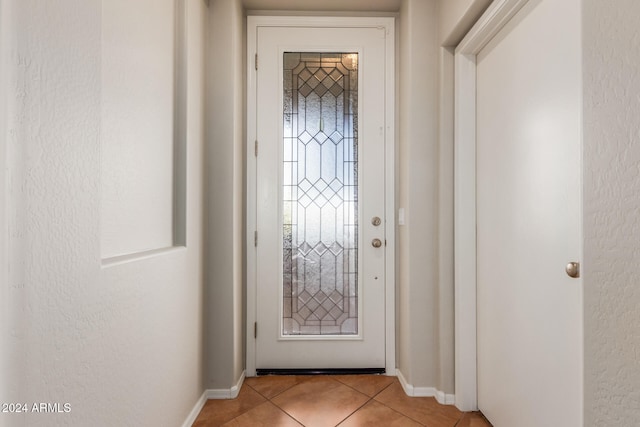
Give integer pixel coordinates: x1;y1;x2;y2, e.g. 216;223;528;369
583;0;640;425
218;0;480;399
438;0;492;46
2;1;208;425
395;0;491;398
397;0;443;393
0;0;12;412
209;0;640;418
204;0;246;391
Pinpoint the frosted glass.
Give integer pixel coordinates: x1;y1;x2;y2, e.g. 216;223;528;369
282;52;359;335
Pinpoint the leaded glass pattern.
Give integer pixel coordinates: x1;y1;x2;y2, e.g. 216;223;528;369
283;52;359;336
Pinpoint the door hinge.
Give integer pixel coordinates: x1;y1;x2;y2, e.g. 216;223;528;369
254;230;258;247
254;322;258;338
255;53;258;70
255;140;258;157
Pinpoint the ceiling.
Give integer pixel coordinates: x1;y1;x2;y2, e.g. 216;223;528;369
242;0;403;12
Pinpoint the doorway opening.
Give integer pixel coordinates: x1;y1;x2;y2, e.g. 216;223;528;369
246;16;396;376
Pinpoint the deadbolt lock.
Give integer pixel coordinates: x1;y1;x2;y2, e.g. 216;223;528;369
371;216;382;226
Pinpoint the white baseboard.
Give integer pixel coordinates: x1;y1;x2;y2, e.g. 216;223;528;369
181;391;208;427
435;390;456;405
181;371;246;427
396;369;455;405
206;370;246;399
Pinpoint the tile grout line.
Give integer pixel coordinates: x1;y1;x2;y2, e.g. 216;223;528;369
227;382;304;427
248;376;346;427
370;398;429;427
246;375;315;401
260;385;304;427
334;395;374;427
275;400;306;427
330;376;399;426
283;376;370;427
332;375;394;398
368;382;430;427
332;377;421;427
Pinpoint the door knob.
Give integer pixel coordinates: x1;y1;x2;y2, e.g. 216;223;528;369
565;262;580;278
372;238;382;248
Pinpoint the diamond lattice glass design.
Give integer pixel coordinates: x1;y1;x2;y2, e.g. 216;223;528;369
283;52;359;335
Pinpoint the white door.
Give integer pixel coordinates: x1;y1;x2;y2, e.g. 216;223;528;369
475;0;583;425
249;19;394;371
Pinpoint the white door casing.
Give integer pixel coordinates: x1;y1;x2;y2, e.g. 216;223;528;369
455;0;583;423
246;16;395;375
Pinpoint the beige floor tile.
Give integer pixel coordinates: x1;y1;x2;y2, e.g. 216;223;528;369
339;400;423;427
245;375;310;399
192;375;492;427
192;386;266;427
271;376;369;427
222;401;302;427
374;381;462;427
333;374;396;397
456;412;493;427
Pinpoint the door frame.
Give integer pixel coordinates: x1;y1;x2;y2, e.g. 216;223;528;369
246;15;396;377
453;0;531;411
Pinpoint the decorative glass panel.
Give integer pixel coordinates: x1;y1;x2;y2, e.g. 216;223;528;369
283;52;358;336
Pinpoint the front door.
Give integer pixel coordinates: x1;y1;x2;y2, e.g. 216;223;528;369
248;18;394;371
475;0;583;425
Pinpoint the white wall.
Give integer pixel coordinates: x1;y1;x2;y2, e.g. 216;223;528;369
101;0;178;259
438;0;492;46
2;0;207;425
395;0;495;398
583;1;640;425
436;45;456;397
205;0;246;390
0;0;14;412
397;0;442;391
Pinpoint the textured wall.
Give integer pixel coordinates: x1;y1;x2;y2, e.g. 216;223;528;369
583;1;640;425
398;0;442;390
3;1;207;426
101;0;177;258
204;0;245;390
0;0;13;412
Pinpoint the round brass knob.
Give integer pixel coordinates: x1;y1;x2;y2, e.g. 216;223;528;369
565;262;580;278
372;238;382;248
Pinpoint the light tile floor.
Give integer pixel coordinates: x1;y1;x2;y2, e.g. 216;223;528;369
193;375;492;427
